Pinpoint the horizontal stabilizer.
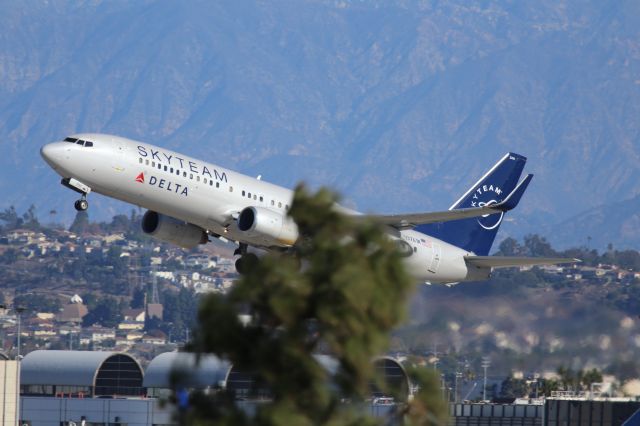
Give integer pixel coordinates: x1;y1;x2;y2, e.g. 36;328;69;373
499;174;532;210
465;256;580;269
366;174;534;230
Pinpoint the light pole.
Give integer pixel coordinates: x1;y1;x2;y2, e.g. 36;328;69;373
482;357;491;401
16;307;25;359
455;371;463;403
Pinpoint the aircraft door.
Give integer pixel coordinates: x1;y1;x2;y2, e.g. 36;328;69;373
427;243;441;273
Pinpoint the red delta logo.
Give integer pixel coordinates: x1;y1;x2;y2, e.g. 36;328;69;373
135;172;145;183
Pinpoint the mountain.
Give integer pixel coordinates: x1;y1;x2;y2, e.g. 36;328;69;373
544;194;640;250
1;1;638;248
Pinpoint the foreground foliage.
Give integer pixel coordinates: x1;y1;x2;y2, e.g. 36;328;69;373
187;186;447;425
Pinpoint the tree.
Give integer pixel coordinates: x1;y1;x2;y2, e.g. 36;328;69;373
82;296;123;328
582;368;603;388
69;210;90;234
0;206;20;229
22;204;40;230
499;377;529;398
131;287;146;309
187;185;447;425
523;234;557;257
496;237;522;256
14;294;61;313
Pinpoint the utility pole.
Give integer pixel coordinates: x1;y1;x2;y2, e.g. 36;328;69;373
482;357;491;401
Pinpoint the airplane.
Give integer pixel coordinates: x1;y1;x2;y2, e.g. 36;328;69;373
40;134;576;284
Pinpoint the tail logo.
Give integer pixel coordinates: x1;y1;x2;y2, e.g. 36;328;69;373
135;172;145;183
470;184;504;230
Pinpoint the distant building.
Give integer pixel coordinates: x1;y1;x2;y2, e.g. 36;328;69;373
123;308;145;323
142;333;167;345
57;304;88;323
118;321;144;331
84;326;116;343
147;303;163;320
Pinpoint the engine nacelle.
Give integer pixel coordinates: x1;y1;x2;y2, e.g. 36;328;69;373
141;211;207;249
237;206;298;247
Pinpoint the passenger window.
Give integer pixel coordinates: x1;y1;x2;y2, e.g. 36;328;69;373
260;196;263;202
229;186;233;192
146;160;149;165
413;247;417;253
203;178;207;184
85;141;93;147
139;158;143;164
209;180;213;186
190;174;193;179
176;169;179;175
197;176;200;182
253;195;257;200
242;190;246;196
183;171;187;177
216;182;220;188
170;167;174;173
158;163;162;170
164;165;168;171
248;193;251;198
152;162;155;167
271;200;274;206
285;204;289;209
278;202;282;208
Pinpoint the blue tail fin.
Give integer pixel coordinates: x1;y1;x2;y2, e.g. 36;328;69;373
416;153;527;255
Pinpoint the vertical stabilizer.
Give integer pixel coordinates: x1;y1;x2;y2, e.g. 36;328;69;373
416;153;527;255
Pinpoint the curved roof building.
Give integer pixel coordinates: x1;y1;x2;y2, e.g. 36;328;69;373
144;351;231;390
21;350;144;397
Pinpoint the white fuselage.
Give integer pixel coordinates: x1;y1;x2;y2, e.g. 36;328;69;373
41;134;487;284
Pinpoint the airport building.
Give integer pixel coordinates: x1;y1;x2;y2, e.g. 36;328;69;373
5;350;640;425
13;350;411;425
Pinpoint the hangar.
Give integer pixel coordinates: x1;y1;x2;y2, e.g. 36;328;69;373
20;350;144;398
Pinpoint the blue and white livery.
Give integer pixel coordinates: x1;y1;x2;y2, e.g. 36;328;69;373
41;134;575;283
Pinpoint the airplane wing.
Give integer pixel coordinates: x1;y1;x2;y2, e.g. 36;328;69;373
365;174;533;230
464;256;580;268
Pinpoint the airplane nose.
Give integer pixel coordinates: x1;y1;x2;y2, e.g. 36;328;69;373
40;143;63;167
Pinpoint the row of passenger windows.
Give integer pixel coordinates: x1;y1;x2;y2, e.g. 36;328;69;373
140;157;221;187
241;190;288;209
139;157;289;209
64;137;93;147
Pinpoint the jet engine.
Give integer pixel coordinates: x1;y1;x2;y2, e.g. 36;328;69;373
141;211;208;249
237;206;298;247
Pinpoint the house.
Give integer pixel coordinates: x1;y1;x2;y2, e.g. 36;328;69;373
147;303;163;320
142;331;167;345
36;313;55;321
125;331;144;341
118;321;145;331
57;303;88;323
85;326;116;343
123;308;146;323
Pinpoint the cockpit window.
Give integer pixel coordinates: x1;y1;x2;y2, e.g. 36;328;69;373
67;138;94;147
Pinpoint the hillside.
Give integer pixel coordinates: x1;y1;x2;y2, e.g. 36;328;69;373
1;1;639;248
